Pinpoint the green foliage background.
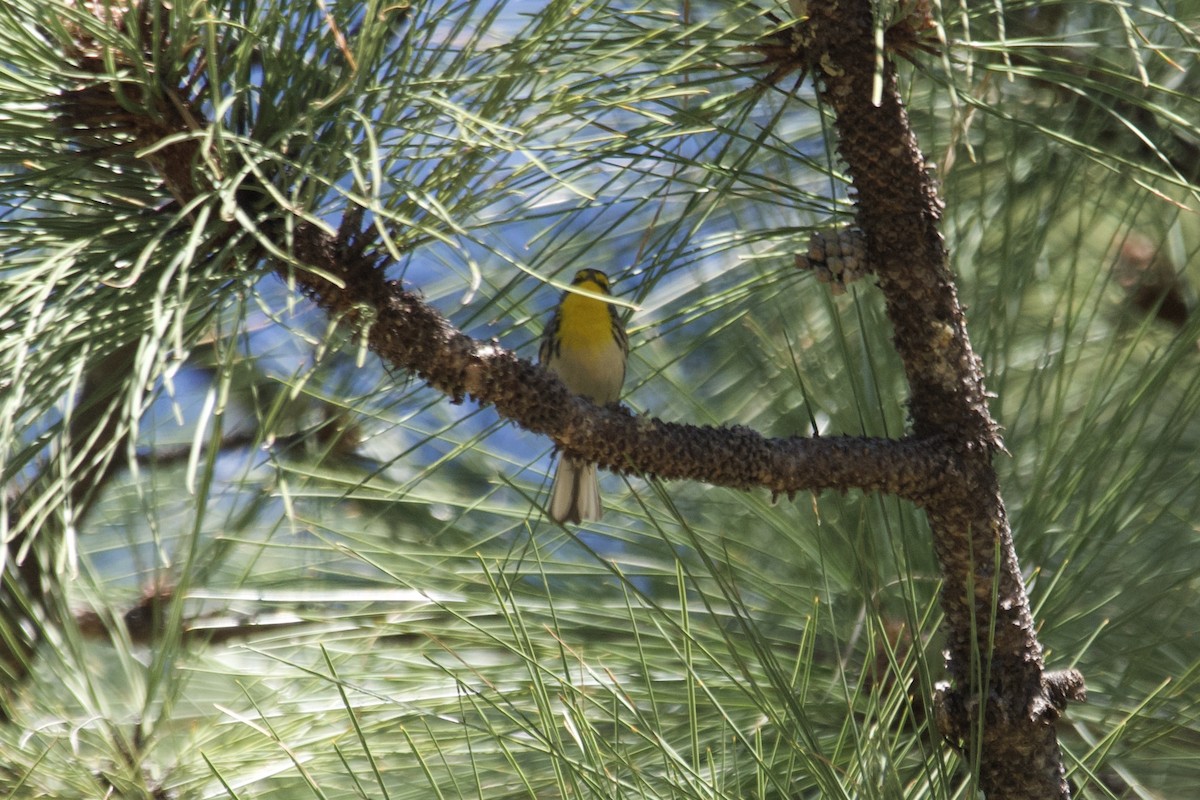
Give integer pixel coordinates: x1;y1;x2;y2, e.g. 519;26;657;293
2;0;1198;797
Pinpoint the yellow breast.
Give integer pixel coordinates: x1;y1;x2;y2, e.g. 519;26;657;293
549;278;624;404
557;281;616;352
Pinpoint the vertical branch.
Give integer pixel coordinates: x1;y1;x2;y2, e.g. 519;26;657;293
793;2;1084;797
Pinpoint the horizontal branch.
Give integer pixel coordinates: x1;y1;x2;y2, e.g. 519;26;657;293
289;222;953;506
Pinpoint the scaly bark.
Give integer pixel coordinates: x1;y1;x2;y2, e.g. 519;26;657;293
792;2;1084;796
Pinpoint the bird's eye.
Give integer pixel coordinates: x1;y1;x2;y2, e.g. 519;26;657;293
571;269;610;291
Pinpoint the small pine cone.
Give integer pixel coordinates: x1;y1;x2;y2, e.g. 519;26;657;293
797;227;868;295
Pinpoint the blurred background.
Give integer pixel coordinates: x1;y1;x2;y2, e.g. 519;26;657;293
2;0;1199;797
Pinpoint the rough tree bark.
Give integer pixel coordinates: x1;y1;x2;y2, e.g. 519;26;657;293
790;2;1085;796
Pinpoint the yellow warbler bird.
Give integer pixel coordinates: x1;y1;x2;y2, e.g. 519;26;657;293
539;268;628;524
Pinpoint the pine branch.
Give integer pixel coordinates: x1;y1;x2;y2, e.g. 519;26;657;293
286;216;954;501
30;4;1089;796
43;0;956;507
789;1;1084;797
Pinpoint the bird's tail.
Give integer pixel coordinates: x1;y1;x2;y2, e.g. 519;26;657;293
548;457;602;524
